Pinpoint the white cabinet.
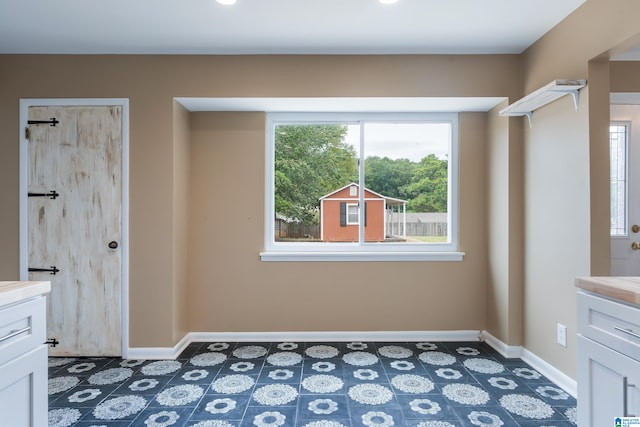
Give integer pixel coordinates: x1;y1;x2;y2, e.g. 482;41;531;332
0;294;48;427
577;289;640;426
0;345;48;426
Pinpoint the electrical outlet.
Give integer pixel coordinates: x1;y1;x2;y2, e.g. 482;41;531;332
557;323;567;347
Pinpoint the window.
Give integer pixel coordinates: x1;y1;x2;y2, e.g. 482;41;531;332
262;112;462;261
346;203;359;225
610;122;629;237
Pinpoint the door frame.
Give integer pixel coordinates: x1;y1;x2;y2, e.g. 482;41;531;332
18;98;130;358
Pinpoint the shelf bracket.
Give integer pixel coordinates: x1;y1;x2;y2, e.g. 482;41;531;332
569;89;580;111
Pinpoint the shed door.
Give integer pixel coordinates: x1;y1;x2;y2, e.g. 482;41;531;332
27;105;123;356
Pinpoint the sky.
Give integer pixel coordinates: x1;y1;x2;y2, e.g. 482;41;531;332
343;122;451;162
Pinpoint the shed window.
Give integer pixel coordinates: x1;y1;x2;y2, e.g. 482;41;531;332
347;204;359;225
262;112;462;261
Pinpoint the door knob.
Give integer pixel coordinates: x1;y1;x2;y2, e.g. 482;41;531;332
632;225;640;233
108;241;119;249
632;242;640;251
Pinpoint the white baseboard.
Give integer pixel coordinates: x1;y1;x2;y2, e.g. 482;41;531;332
127;330;482;359
520;347;577;398
481;331;577;398
187;330;483;344
480;331;523;358
127;333;191;360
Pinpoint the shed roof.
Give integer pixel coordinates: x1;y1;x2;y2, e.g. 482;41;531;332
319;183;406;204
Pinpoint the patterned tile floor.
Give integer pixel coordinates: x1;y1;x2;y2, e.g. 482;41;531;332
47;341;577;427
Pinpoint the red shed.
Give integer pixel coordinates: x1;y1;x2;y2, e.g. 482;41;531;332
319;183;407;242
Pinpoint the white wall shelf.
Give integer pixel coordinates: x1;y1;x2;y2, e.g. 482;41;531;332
499;79;587;127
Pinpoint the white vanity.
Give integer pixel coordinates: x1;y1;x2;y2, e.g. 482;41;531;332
0;281;51;427
576;276;640;426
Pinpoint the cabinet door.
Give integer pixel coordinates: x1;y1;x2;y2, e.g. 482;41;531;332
0;345;48;427
578;335;640;426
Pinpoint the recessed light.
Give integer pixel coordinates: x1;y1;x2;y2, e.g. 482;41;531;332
216;0;237;5
379;0;400;4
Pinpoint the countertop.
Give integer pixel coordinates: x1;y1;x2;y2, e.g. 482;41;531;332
0;281;51;307
575;276;640;306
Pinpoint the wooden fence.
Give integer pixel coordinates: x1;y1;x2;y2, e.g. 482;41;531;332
403;222;448;237
275;221;320;240
275;220;447;240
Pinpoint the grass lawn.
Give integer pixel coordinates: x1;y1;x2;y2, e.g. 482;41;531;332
408;236;448;243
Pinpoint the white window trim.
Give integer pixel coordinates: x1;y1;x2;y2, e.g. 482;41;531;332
346;203;359;225
262;112;464;262
610;121;630;238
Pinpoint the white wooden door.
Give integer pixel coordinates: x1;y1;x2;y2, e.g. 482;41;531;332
27;105;122;357
611;102;640;275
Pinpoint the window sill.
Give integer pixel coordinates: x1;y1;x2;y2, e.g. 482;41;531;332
259;251;465;262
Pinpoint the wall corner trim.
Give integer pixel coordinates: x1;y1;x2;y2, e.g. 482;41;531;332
481;331;523;358
127;333;191;360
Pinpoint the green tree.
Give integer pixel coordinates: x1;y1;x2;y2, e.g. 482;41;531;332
275;124;357;224
364;156;417;200
401;154;448;212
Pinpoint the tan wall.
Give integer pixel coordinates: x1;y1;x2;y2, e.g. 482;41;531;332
611;61;640;93
0;1;638;382
523;0;640;91
188;111;488;332
588;60;612;276
0;54;519;347
520;0;640;377
485;100;524;346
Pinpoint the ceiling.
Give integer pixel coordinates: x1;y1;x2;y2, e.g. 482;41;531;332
6;0;639;111
0;0;588;55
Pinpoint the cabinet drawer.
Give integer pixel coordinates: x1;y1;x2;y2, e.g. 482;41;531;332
578;290;640;362
0;296;46;367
